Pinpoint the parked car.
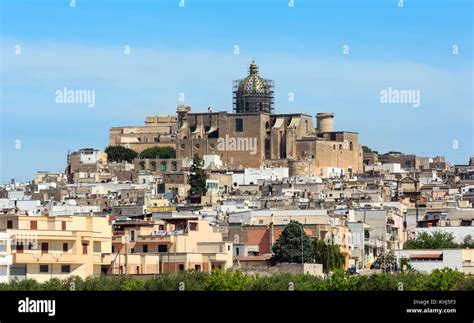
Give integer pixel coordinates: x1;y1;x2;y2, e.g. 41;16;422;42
347;266;358;275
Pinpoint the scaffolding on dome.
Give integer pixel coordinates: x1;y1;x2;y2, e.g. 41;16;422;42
232;78;274;114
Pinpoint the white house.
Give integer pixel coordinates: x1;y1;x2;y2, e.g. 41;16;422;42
395;248;474;274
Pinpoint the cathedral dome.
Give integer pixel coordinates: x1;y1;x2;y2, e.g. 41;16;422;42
233;61;274;114
238;61;268;94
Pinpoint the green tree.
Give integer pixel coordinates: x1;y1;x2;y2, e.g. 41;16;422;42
104;145;137;163
422;268;464;291
404;231;458;249
188;154;207;197
271;220;314;264
313;239;345;273
400;257;413;272
361;145;378;155
139;146;176;159
373;252;397;272
460;235;474;248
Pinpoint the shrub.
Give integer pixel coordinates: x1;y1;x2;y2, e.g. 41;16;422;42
204;269;254;291
121;278;145;291
422;268;464;291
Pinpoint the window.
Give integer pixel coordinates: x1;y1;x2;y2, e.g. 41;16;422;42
150;162;156;171
236;247;240;256
61;265;70;273
40;265;49;273
82;242;88;255
41;242;49;254
63;243;68;252
131;248;135;253
178;264;185;271
161;162;167;171
158;245;168;253
62;221;67;231
130;230;135;242
112;246;115;253
350;142;353;151
195;265;201;272
143;245;148;253
189;222;198;231
30;221;37;230
228;245;231;251
139;161;145;170
235;118;244;132
93;242;101;253
7;220;13;229
172;162;177;171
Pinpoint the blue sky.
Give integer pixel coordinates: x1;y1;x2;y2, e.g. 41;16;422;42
1;0;472;182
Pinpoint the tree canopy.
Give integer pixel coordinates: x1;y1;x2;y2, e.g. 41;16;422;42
313;239;345;273
361;145;379;155
188;154;207;197
271;220;313;264
139;146;176;159
404;231;458;249
104;145;137;163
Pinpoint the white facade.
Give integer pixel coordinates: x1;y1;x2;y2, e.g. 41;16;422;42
203;155;223;169
206;180;219;195
395;249;474;274
231;167;289;187
0;233;12;283
79;149;100;164
364;163;403;174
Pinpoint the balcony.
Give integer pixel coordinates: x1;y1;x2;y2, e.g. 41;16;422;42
13;252;83;264
13;251;112;265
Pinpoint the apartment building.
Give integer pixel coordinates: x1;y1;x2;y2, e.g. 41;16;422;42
0;215;112;282
110;217;232;274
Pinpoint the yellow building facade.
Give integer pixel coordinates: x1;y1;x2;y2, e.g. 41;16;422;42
0;215;112;282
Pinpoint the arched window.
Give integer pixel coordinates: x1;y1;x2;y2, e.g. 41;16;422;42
150;161;156;171
139;161;145;170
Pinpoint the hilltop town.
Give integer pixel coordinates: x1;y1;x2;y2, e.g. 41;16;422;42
1;62;473;283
